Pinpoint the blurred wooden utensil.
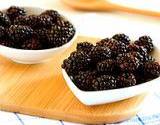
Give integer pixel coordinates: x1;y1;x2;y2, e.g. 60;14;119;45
62;0;160;17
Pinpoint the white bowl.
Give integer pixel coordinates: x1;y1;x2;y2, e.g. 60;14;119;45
62;47;160;106
0;7;77;64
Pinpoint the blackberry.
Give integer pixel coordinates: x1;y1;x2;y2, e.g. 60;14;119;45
117;73;136;88
14;15;37;27
76;42;93;53
0;11;11;27
0;39;14;47
62;51;91;75
89;46;111;62
112;33;130;45
6;6;26;22
7;25;34;43
73;71;97;91
14;16;26;25
144;55;155;62
128;44;147;59
135;35;154;53
47;24;75;47
129;51;144;62
144;61;160;77
92;75;117;90
34;15;53;29
40;10;61;23
116;53;140;72
105;38;127;57
34;28;49;47
0;26;5;38
97;59;115;73
96;38;110;47
21;36;41;50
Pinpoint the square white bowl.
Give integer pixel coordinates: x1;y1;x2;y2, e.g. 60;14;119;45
62;47;160;106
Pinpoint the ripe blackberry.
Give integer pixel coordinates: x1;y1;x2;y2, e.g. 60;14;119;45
21;36;41;50
73;71;97;91
6;6;26;22
34;15;53;29
40;10;61;23
144;61;160;77
7;25;34;43
117;73;136;88
105;38;127;57
62;51;91;75
116;53;140;72
128;44;147;57
135;35;154;53
0;39;14;47
0;11;11;27
89;46;111;62
144;55;155;62
0;26;5;38
76;42;94;53
92;75;117;90
96;38;110;47
129;51;144;62
14;15;37;27
97;59;115;73
46;24;75;47
112;33;130;45
34;28;48;47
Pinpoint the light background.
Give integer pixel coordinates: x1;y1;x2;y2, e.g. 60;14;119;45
0;0;160;125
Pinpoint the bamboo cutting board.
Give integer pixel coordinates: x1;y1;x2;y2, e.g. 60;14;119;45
0;36;146;124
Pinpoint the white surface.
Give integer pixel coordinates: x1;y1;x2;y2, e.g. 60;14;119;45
0;6;77;64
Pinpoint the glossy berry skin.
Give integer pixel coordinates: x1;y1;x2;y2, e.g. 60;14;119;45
7;25;34;43
47;24;75;47
0;26;5;38
73;71;97;91
135;35;154;53
0;11;11;27
144;61;160;77
89;46;111;62
112;33;130;45
62;51;91;75
97;59;115;73
6;6;26;22
116;53;140;72
40;10;61;23
21;36;41;50
77;42;94;53
92;75;117;91
117;73;136;88
128;44;148;61
96;38;110;47
104;38;128;57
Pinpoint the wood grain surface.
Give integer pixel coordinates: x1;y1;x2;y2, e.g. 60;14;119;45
0;36;146;124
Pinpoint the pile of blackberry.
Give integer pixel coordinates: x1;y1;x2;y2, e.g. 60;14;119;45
62;33;160;91
0;6;75;50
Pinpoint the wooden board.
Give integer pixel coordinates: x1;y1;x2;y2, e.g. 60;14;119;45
0;36;146;124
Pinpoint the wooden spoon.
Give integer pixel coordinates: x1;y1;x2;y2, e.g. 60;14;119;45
62;0;160;17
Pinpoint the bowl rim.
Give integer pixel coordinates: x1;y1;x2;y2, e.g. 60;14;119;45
62;69;160;94
0;6;77;52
